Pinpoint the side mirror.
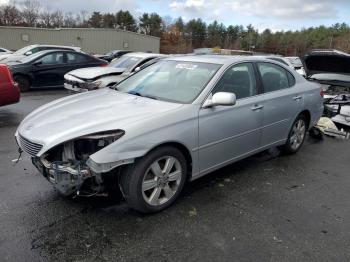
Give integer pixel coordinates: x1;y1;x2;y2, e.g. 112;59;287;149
203;92;237;108
25;51;33;56
134;66;141;72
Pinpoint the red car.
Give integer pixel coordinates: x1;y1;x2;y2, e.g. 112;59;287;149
0;64;20;107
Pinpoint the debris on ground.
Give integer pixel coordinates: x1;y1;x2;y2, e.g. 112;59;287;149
189;207;197;217
273;236;283;243
310;117;350;140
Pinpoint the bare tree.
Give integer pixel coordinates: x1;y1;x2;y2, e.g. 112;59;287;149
51;10;64;28
21;0;41;27
79;10;89;27
0;5;22;26
64;12;76;28
40;8;53;27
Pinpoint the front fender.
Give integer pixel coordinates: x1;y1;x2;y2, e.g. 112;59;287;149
87;105;199;174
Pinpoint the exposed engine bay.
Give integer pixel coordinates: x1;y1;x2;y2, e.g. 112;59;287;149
31;130;125;196
304;50;350;125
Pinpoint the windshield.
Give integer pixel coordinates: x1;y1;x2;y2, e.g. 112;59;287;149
116;60;222;103
105;51;115;56
109;55;142;69
19;52;44;63
13;45;36;55
286;57;303;67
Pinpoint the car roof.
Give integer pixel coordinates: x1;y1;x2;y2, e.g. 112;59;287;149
164;54;283;65
124;52;166;59
27;44;81;50
28;49;85;56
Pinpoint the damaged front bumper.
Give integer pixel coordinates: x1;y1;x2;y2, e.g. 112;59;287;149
32;157;93;196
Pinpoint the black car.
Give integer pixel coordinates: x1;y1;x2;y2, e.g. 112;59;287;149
95;50;132;62
8;50;107;92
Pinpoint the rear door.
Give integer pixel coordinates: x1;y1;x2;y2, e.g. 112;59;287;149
198;62;264;173
66;52;102;72
256;62;303;146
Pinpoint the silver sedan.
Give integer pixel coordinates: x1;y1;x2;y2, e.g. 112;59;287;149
15;55;323;213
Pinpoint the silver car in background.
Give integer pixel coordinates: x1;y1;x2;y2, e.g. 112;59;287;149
16;55;323;213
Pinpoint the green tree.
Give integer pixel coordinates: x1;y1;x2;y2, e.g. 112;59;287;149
186;18;207;48
88;12;103;28
102;13;116;28
116;10;137;32
139;12;163;36
207;20;226;47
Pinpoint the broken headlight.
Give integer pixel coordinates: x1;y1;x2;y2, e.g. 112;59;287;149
73;130;125;161
80;80;103;90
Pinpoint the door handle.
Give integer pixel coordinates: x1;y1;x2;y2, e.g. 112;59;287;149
251;105;264;111
293;95;302;100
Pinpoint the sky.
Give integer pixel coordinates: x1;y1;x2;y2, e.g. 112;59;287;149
1;0;350;32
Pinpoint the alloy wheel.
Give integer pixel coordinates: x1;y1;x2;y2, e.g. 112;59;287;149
142;156;182;206
289;119;306;150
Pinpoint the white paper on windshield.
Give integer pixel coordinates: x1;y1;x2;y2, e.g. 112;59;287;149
175;64;198;70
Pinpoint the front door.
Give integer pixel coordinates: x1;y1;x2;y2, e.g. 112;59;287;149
198;62;264;174
32;51;66;87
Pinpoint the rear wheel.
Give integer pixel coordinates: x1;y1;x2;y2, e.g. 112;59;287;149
14;75;30;92
120;146;187;213
280;114;308;154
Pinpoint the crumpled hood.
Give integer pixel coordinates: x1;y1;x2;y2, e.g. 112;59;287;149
304;50;350;79
17;88;182;154
67;67;126;80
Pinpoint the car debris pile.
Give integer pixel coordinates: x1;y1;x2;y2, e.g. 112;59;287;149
305;49;350;139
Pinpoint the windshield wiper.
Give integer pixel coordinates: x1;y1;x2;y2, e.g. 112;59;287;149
109;85;119;91
128;91;158;100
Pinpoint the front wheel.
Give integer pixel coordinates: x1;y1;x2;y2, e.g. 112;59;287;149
280;115;308;154
120;146;187;213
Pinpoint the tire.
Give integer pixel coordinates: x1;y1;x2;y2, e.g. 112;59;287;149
280;114;308;154
14;75;31;92
120;146;187;213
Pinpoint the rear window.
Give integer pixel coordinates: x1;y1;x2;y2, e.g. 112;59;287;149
67;53;89;63
257;62;290;93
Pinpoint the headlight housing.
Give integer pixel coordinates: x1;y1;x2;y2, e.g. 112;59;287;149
80;129;125;141
72;130;125;161
81;80;103;90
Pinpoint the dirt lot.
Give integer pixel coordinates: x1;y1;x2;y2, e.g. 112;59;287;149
0;90;350;262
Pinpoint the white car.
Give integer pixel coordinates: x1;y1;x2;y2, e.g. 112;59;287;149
0;47;12;54
0;44;82;63
285;56;306;76
260;56;306;76
64;52;166;92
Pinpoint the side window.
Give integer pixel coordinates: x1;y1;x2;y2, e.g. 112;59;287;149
287;71;296;87
39;52;65;65
212;63;257;99
67;53;89;64
257;63;290;93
